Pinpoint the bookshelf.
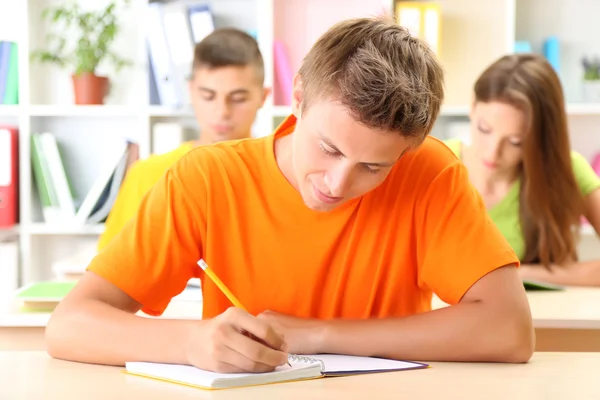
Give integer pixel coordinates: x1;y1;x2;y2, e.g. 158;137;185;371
0;0;598;288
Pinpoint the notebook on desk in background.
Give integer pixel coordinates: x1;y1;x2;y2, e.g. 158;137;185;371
125;354;428;390
523;279;564;291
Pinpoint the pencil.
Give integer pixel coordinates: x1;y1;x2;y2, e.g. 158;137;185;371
198;259;246;310
197;259;291;367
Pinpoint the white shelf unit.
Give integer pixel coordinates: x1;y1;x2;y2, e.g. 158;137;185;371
0;0;598;286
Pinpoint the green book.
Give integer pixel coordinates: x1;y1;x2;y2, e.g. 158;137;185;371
523;279;564;291
16;281;76;301
3;42;18;105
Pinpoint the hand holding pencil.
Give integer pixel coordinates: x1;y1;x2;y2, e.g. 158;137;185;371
188;259;291;373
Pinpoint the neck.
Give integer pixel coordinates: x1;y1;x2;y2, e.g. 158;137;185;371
274;132;298;190
462;145;519;195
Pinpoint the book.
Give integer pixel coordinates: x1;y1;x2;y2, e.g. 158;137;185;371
14;281;76;311
125;354;428;390
523;279;564;291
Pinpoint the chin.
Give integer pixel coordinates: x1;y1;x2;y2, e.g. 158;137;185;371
299;188;344;213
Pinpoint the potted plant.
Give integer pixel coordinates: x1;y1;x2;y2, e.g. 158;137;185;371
30;0;132;105
582;56;600;103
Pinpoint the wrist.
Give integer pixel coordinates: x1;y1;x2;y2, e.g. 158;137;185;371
180;319;201;365
313;320;334;354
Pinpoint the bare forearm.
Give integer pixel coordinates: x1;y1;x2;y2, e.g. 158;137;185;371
318;301;533;363
46;299;196;366
521;260;600;286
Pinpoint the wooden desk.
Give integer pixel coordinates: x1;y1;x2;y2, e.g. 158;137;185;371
433;287;600;352
1;351;598;399
0;290;202;351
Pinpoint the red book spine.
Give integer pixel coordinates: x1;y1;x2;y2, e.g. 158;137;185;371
0;126;18;227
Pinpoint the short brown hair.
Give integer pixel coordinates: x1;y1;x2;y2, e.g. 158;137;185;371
192;28;264;85
474;54;584;268
298;17;444;143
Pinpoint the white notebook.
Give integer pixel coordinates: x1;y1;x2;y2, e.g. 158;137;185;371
125;354;428;390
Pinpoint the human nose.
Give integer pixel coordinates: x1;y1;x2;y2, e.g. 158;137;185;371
324;163;353;197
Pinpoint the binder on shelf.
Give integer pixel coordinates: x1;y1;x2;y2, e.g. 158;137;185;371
75;142;129;225
85;144;130;225
0;41;11;103
188;4;215;43
2;41;18;105
273;40;293;106
146;3;182;107
159;1;196;107
0;126;18;227
39;133;76;218
30;133;76;223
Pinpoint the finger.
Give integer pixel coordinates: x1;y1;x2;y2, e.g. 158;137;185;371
224;327;288;368
218;343;279;373
232;311;286;351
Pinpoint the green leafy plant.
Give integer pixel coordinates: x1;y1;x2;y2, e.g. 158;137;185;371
30;0;132;76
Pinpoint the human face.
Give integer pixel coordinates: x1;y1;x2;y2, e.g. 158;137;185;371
288;81;412;212
470;101;527;175
189;65;269;143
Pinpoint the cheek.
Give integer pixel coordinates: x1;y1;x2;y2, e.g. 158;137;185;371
506;148;523;165
192;102;211;124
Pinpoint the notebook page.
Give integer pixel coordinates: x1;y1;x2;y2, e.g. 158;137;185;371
125;360;322;389
307;354;428;375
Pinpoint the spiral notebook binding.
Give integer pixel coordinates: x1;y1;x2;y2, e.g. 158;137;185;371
287;354;325;371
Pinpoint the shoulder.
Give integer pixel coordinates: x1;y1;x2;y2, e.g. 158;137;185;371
570;150;592;169
171;136;270;184
376;136;468;202
398;136;462;180
132;143;195;174
441;137;462;157
570;150;600;196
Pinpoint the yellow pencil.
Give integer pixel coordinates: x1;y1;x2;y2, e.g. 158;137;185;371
197;259;291;367
198;259;246;310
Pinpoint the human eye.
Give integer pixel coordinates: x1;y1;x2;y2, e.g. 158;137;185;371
319;142;339;157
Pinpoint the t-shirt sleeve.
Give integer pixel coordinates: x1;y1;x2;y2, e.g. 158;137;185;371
571;151;600;197
87;154;206;316
415;162;519;305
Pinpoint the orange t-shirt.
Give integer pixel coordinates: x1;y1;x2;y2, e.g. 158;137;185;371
88;115;518;319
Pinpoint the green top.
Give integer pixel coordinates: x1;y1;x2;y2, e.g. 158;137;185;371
444;138;600;259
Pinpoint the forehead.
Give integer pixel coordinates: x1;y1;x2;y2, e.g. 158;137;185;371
191;65;261;89
474;101;527;134
302;99;412;160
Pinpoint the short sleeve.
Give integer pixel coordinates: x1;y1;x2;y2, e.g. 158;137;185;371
415;162;519;305
87;153;207;316
571;151;600;197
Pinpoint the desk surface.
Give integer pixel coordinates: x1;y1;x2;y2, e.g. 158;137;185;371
1;351;598;399
432;287;600;329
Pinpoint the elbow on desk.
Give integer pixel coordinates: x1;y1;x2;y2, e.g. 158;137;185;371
490;312;535;364
45;309;70;360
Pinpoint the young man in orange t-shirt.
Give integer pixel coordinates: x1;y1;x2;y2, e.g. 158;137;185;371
47;17;534;372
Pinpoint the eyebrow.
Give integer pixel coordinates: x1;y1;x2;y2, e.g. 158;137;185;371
320;134;398;168
197;87;250;96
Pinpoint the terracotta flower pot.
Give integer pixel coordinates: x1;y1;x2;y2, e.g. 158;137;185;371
72;73;109;105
